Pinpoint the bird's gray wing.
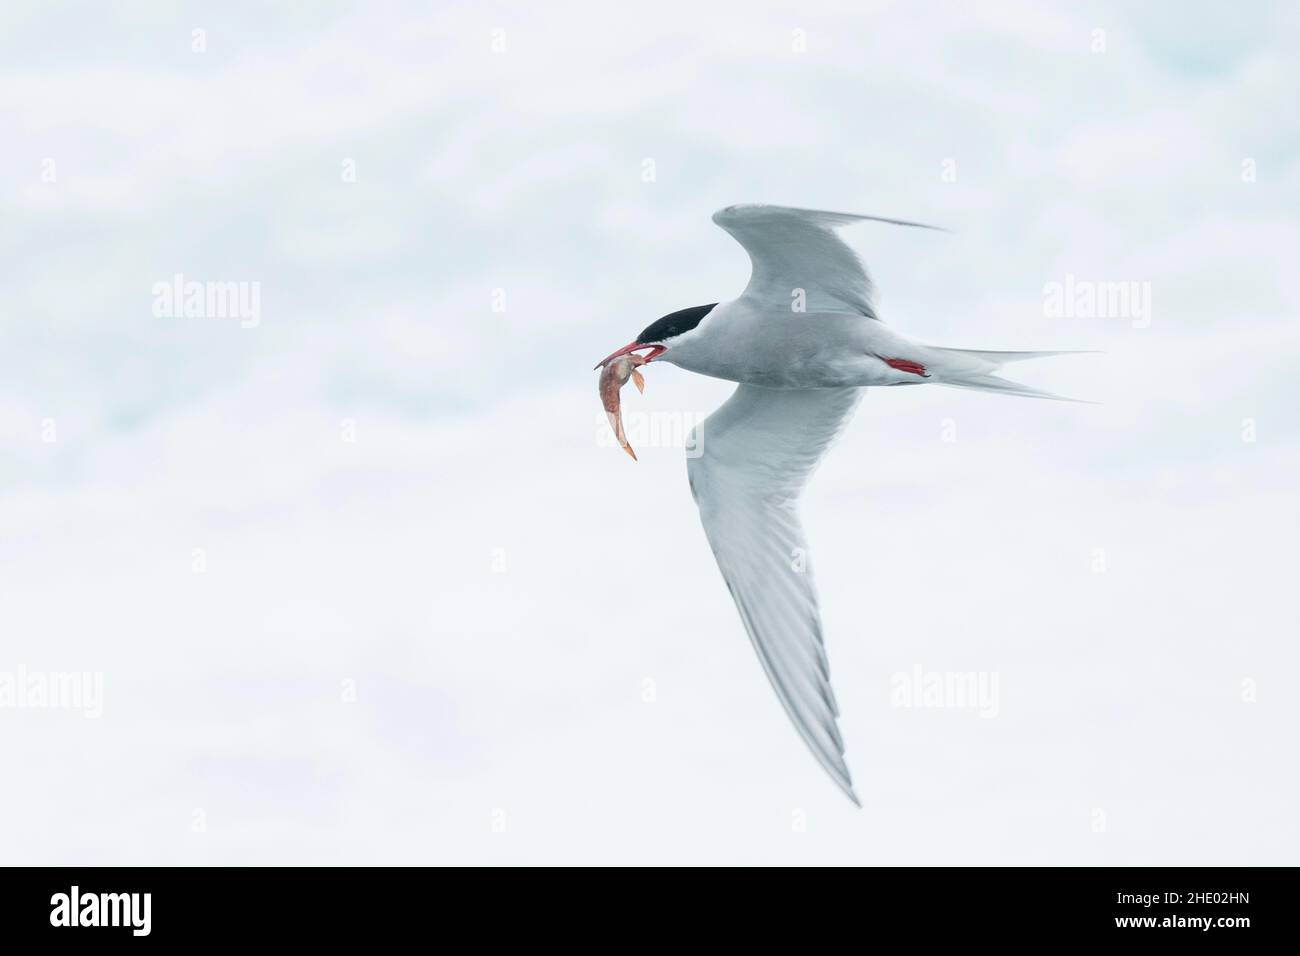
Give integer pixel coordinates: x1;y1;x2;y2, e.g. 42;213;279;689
686;383;865;805
711;203;943;317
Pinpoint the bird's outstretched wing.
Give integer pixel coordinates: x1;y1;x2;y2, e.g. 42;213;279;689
711;204;944;317
686;383;864;805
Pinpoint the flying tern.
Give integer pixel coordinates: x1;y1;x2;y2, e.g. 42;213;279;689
595;204;1084;806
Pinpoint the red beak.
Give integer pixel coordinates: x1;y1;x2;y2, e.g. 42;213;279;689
593;342;666;370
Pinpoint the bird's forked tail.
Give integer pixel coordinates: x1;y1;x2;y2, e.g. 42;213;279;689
922;347;1096;403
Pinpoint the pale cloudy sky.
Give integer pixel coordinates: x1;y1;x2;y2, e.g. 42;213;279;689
1;2;1297;864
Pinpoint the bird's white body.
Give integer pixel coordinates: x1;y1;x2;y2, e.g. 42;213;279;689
661;299;934;388
604;204;1085;806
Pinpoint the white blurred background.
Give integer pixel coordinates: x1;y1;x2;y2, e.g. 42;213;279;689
1;1;1297;864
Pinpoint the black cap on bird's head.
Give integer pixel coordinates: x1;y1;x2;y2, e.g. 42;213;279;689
594;303;717;369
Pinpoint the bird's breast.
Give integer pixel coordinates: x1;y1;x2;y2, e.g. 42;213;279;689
667;304;875;388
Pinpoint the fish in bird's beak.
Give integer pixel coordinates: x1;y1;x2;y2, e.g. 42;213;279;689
592;342;666;370
598;352;649;460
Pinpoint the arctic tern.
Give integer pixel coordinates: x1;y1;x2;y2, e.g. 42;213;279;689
595;204;1086;805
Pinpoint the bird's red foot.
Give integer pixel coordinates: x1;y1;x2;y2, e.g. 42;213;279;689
882;357;929;377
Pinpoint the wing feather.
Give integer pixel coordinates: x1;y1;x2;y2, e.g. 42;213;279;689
687;384;864;805
711;203;944;317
